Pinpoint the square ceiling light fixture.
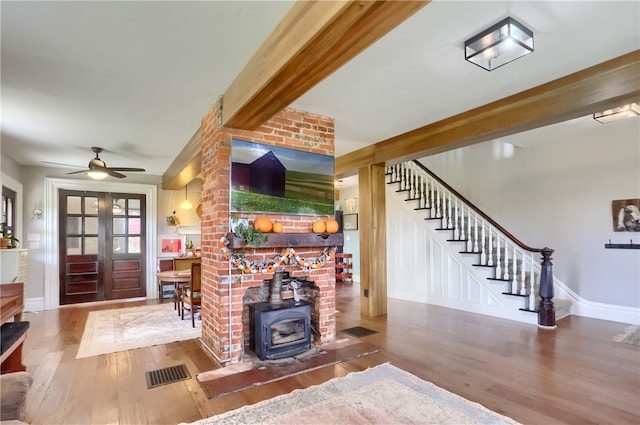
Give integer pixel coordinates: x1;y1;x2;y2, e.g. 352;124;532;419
465;17;534;71
593;102;640;124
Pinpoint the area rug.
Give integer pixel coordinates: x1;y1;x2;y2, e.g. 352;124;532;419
76;303;201;359
197;339;380;399
614;324;640;346
185;363;521;425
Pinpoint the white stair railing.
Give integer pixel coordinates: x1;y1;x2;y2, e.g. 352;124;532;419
386;161;556;325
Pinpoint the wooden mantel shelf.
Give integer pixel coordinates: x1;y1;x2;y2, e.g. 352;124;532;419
225;233;343;249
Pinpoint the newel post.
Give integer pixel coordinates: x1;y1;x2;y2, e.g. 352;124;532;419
538;247;556;328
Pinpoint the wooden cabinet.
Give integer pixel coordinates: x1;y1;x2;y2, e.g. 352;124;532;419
334;253;353;282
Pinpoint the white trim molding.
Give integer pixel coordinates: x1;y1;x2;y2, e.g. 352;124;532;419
44;178;158;310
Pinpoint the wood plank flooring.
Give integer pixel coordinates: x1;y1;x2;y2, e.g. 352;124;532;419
18;284;640;424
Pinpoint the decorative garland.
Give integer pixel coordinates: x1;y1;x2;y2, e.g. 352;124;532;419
219;235;337;274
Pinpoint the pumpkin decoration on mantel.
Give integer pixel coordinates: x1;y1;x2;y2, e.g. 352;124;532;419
253;216;273;233
325;219;339;234
312;220;326;234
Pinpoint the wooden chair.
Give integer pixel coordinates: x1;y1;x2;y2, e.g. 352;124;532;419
173;257;200;315
181;262;201;327
157;259;174;304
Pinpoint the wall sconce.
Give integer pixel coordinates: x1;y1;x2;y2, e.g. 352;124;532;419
180;185;193;210
465;17;534;71
593;102;640;124
32;202;43;220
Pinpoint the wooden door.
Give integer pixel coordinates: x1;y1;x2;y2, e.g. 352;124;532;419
59;190;146;305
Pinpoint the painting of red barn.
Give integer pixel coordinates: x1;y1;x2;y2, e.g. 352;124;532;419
231;139;335;215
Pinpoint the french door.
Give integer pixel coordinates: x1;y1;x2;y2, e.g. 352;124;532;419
59;190;146;304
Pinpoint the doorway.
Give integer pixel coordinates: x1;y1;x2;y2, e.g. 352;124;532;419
59;190;146;304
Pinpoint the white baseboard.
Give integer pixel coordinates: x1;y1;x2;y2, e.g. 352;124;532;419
570;299;640;325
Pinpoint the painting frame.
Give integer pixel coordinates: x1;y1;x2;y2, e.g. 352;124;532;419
158;234;185;257
230;138;335;215
343;213;358;230
612;199;640;232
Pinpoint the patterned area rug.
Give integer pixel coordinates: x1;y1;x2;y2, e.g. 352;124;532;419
184;363;521;425
76;303;201;359
614;324;640;346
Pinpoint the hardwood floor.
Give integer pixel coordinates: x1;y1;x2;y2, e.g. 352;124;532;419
19;283;640;424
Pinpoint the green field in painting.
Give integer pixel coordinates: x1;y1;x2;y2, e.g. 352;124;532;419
231;171;334;215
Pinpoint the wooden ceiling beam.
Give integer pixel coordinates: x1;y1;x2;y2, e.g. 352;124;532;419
162;129;202;190
221;0;429;130
336;50;640;176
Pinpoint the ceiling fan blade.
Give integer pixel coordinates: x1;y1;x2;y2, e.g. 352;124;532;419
107;170;127;178
66;170;88;175
106;167;146;172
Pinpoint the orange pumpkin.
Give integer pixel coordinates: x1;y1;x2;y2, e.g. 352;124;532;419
272;222;283;233
325;219;339;234
253;216;273;233
312;221;326;233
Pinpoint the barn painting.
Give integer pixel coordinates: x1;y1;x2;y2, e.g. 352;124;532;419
230;139;335;215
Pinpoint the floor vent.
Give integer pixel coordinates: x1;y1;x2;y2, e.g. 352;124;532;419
341;326;378;338
145;364;190;389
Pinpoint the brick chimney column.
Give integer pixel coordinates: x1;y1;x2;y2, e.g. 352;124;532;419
199;104;337;364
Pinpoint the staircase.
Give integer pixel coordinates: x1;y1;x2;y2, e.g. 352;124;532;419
385;161;571;326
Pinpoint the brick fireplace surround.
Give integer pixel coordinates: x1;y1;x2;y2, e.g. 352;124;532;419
199;105;337;364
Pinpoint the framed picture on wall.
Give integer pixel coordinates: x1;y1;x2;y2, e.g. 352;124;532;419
230;138;335;215
612;199;640;232
344;213;358;230
158;235;185;256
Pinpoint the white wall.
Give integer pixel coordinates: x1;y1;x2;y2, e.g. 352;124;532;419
420;117;640;308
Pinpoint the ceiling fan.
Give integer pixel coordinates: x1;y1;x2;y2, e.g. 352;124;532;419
43;146;146;179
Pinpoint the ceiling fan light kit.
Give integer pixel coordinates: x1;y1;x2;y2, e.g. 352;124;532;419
465;17;534;71
593;102;640;124
87;170;108;180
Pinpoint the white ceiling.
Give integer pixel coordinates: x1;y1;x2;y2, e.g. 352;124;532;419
1;1;639;179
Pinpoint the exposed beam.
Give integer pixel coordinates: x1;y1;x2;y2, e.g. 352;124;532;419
336;50;640;175
222;0;429;130
162;129;202;190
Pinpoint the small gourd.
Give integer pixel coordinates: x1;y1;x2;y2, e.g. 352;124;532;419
272;222;283;233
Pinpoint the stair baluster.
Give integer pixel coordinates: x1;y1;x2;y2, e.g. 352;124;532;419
453;199;460;240
480;220;487;264
512;246;518;294
466;206;472;252
520;251;527;296
495;236;502;277
487;226;494;266
528;253;536;310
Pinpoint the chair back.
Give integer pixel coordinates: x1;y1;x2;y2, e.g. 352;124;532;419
158;258;174;272
190;262;202;293
174;257;200;271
